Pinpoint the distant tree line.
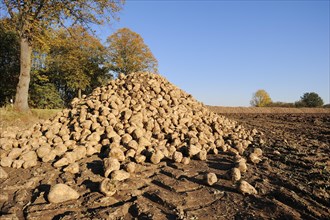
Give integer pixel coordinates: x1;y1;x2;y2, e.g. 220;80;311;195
251;90;325;108
0;22;158;109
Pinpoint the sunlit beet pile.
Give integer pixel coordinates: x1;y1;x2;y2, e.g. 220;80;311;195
0;72;264;199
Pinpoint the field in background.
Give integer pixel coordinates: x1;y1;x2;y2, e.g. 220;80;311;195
208;106;330;114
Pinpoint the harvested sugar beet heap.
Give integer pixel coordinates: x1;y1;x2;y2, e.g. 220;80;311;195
0;72;264;197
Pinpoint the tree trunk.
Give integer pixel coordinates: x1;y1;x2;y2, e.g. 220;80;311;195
14;37;32;112
78;88;82;99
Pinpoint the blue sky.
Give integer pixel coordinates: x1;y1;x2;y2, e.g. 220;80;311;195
95;0;329;106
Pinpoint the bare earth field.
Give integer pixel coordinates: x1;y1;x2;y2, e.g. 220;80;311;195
0;109;329;219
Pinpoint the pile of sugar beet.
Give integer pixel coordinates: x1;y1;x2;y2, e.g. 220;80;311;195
0;72;264;203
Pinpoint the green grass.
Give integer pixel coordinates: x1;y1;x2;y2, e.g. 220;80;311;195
0;107;62;131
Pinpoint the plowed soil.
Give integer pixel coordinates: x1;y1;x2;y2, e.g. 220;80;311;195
1;113;329;220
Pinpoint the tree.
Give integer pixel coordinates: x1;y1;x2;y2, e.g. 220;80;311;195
250;89;272;107
1;0;124;112
0;19;19;106
106;28;158;75
46;26;109;103
296;92;324;107
29;72;64;109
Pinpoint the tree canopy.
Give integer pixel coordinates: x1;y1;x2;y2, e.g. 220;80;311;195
296;92;324;107
250;89;272;107
106;28;158;75
46;26;109;101
1;0;124;43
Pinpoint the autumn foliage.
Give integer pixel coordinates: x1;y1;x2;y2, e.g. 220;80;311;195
106;28;158;75
250;89;272;107
46;26;109;100
1;0;124;111
0;21;161;108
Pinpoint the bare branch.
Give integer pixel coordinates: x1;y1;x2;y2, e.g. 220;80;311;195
2;0;15;18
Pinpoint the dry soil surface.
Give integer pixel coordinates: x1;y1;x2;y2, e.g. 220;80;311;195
208;106;330;114
1;113;329;220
